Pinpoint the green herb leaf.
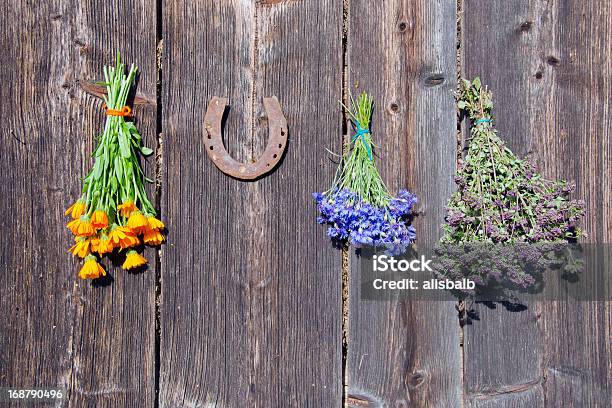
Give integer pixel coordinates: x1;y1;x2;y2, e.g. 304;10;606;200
118;130;131;158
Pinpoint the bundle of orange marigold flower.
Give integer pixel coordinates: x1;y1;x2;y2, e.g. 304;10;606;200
66;53;165;280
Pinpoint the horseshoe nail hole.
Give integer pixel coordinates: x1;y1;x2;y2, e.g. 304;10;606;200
266;163;270;167
278;143;282;148
389;103;400;113
207;134;211;139
397;21;408;32
535;71;543;79
281;130;286;136
273;154;278;159
209;146;214;150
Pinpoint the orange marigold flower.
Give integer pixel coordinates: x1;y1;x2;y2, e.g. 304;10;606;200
66;219;80;235
143;229;164;246
68;237;90;258
65;200;86;219
90;236;101;253
76;216;95;236
146;216;165;231
127;211;149;234
122;250;147;270
97;235;115;255
119;234;140;250
67;216;95;236
78;256;106;280
117;200;138;217
108;226;140;250
108;226;131;244
91;210;109;229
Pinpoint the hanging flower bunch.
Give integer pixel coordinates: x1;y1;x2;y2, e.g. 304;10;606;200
442;78;585;244
65;53;165;280
313;92;418;255
435;78;585;295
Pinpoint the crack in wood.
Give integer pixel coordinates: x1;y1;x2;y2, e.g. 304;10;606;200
470;377;543;400
73;386;130;396
423;73;446;87
347;393;380;407
259;0;298;5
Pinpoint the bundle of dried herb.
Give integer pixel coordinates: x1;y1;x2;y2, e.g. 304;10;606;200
65;53;165;279
443;78;585;244
314;92;418;255
436;78;585;296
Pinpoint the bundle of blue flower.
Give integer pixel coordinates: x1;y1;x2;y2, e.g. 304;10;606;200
313;92;418;255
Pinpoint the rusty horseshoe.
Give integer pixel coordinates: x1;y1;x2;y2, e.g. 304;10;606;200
203;96;288;180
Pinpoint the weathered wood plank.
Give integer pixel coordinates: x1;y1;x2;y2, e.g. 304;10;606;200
160;1;343;406
346;1;462;406
0;1;157;407
462;302;545;407
463;0;612;406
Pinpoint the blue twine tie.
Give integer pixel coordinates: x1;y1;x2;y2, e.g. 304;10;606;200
352;123;373;161
475;118;492;125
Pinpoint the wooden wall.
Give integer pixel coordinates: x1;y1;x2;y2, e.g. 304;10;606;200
462;1;612;406
0;1;609;407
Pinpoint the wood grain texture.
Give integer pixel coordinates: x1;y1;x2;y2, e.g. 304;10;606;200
160;1;343;406
346;1;462;406
463;0;612;406
0;1;157;407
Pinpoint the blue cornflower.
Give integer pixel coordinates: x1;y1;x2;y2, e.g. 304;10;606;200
313;188;417;255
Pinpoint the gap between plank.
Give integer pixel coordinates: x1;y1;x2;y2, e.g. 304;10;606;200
154;0;163;406
341;1;350;407
456;1;466;407
251;2;261;160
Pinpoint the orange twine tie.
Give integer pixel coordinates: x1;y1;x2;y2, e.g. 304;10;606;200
104;104;132;117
